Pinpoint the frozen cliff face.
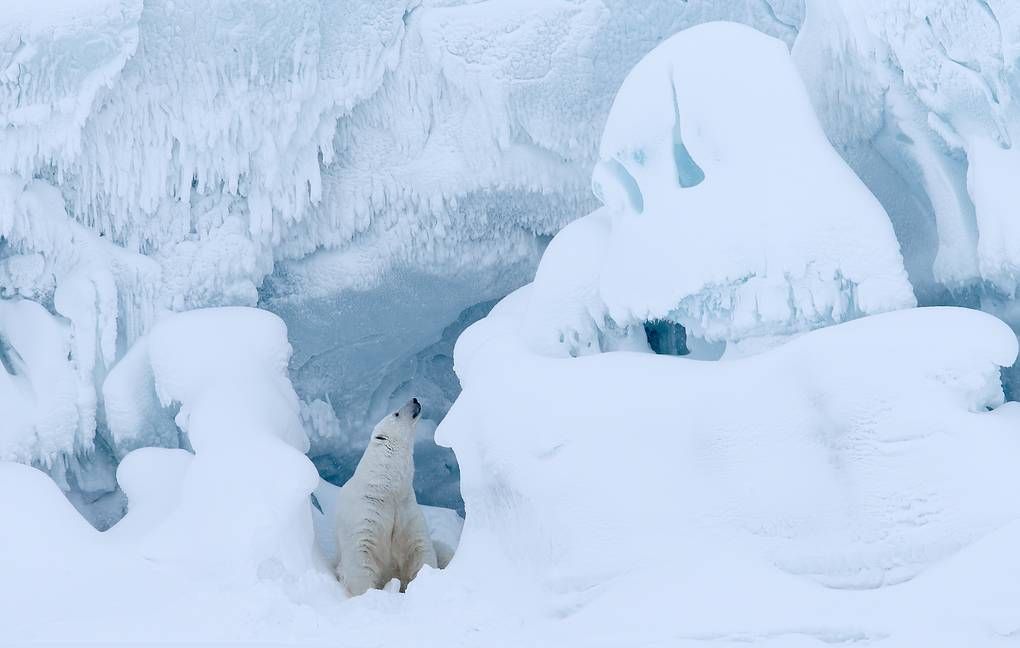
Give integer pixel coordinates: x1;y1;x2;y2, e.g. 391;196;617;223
794;0;1020;300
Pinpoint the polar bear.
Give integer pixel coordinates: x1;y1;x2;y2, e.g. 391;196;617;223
334;398;438;595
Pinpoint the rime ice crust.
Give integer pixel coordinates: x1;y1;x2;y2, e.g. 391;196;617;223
793;0;1020;295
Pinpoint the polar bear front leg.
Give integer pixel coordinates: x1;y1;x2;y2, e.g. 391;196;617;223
336;518;386;597
394;497;438;592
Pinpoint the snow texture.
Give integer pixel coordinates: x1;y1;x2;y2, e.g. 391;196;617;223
793;0;1020;298
557;22;915;353
2;11;1020;645
0;0;803;511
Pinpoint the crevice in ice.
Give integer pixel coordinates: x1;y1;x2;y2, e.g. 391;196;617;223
669;75;705;188
593;159;644;214
759;0;803;33
0;332;22;375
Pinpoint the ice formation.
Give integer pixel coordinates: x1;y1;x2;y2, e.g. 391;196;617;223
2;8;1020;644
0;0;807;520
536;22;915;357
441;294;1020;642
793;0;1020;298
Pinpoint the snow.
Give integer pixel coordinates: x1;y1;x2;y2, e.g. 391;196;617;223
140;307;320;580
0;297;78;462
0;0;804;507
102;334;181;457
1;302;1016;644
533;22;915;355
439;291;1020;644
2;3;1020;645
793;0;1020;297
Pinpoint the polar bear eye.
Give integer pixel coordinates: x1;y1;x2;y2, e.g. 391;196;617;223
375;435;387;441
394;412;400;418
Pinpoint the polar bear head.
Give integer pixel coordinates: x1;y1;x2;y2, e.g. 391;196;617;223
370;398;422;448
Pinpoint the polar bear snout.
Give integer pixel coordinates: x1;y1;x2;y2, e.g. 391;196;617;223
395;397;422;421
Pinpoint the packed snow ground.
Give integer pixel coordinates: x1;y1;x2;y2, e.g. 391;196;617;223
3;19;1020;646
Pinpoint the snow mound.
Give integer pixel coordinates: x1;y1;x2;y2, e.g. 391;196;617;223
106;446;191;542
584;21;915;348
138;307;320;581
102;336;181;457
440;292;1020;639
0;461;98;558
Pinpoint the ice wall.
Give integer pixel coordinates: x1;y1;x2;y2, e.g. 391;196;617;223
794;0;1020;300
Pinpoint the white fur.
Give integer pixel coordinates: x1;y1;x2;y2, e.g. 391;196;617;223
334;400;438;596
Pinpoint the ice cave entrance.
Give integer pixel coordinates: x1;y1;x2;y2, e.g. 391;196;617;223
643;320;689;356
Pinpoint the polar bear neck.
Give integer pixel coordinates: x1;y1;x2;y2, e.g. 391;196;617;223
355;435;415;496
